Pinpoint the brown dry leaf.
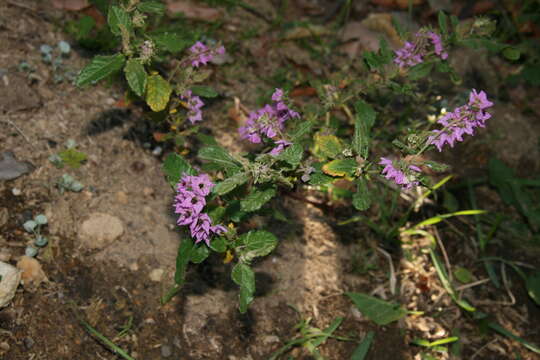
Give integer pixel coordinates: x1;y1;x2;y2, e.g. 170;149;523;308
228;97;248;126
17;256;48;290
283;24;331;40
166;0;222;21
51;0;90;11
290;87;317;98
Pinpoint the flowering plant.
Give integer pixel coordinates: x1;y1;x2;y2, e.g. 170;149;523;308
77;3;506;312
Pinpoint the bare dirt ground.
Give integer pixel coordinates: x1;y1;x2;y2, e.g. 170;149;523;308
1;1;540;359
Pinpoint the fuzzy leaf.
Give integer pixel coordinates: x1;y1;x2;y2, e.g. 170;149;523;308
238;230;278;261
241;188;277;212
277;143;303;167
124;59;147;97
322;158;357;177
346;292;407;326
231;263;255;313
198;146;241;172
146;74;172;112
191;85;219;98
107;5;131;35
137;1;165;15
174;238;194;285
352;177;371;211
408;62;434;80
58;149;87;169
313;133;343;159
163;153;194;187
151;33;191;53
190;244;209;264
210;236;227;253
214;172;247;195
76;54;125;87
353;100;376;158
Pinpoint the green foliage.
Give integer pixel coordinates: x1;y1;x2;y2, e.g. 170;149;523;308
231;263;255;313
240;187;276;212
237;230;278;262
124;59;147;97
163;153;194;187
76;54;125;87
58;148;87;169
146;74;172;111
213;172;247;195
346;292;407;325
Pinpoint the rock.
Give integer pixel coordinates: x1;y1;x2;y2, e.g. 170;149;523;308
0;248;12;262
0;261;21;307
16;256;47;289
160;344;172;358
142;187;154;197
149;268;164;282
0;152;34;181
79;213;124;249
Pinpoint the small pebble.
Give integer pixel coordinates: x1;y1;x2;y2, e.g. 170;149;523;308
23;337;34;349
152;146;163;156
161;344;172;358
129;262;139;272
142;187;154;197
149;268;164;282
11;188;21;196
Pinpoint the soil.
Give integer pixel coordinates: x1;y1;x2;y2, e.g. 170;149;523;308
1;1;540;360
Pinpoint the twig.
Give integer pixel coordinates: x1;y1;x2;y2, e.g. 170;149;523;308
471;338;498;360
377;247;397;295
434;227;453;282
501;263;516;306
456;278;490;292
1;117;36;150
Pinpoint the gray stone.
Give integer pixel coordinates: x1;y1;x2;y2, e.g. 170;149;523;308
79;213;124;250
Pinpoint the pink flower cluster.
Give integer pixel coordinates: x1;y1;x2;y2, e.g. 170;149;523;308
174;173;226;246
239;88;299;156
428;89;494;151
189;41;225;68
379;158;422;190
181;90;205;124
394;30;448;68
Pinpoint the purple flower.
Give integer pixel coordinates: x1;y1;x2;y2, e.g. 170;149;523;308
379;157;421;190
394;30;448;68
174;173;227;246
429;89;494;152
181;90;204;124
269;139;292;156
239;88;299;147
189;41;226;68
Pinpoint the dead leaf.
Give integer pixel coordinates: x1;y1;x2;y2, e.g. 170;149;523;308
166;0;222;21
52;0;90;11
290;87;317;98
17;256;48;290
283;25;331;40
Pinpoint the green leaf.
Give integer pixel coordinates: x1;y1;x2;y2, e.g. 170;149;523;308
137;0;165;15
502;47;520;61
424;160;450;172
198;146;241;173
74;15;95;39
124;59;147;97
146;74;172;112
313;133;343;159
162;153;194;187
213;172;247;195
190;245;209;264
277;143;303;167
210;236;227;253
488;322;540;354
526;271;540;305
521;64;540;86
241;188;277;212
352;177;371;211
488;158;515;205
151;33;191;53
408;62;434;80
76;54;125;87
231;263;255;313
191;85;219;98
454;266;474;284
291;120;314;141
438;11;448;36
322;159;357;177
351;331;375;360
238;230;278;262
58;148;87;169
353;100;376;157
346;292;407;326
174;238;194;285
107;5;131;36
